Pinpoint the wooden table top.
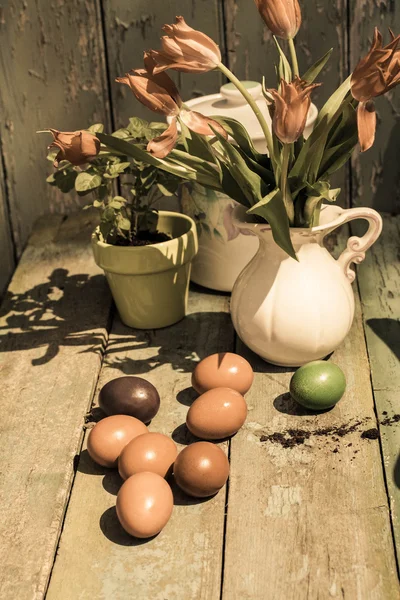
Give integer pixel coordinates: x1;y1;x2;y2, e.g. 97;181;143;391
0;211;399;600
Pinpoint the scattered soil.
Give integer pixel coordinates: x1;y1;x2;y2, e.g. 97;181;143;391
380;414;400;426
116;231;172;247
361;428;379;440
259;419;373;453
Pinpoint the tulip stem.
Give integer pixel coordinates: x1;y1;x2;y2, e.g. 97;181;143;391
281;144;294;225
288;38;299;78
217;62;275;165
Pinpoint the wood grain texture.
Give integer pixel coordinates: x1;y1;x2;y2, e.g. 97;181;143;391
0;0;111;256
102;0;225;126
222;275;399;595
223;0;350;206
0;212;111;600
356;215;400;566
0;148;15;298
349;1;400;212
46;288;233;600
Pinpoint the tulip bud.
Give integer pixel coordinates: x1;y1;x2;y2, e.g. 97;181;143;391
267;77;320;144
48;130;100;167
255;0;301;40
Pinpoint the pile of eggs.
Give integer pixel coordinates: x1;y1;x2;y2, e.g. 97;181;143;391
87;352;254;538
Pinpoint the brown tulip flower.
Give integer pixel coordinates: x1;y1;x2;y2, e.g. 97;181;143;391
255;0;301;40
48;130;100;167
147;15;222;74
117;62;226;158
266;77;320;144
351;28;400;152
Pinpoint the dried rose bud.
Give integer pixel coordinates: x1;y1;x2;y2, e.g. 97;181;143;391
148;16;221;74
49;130;100;167
267;77;320;144
255;0;301;40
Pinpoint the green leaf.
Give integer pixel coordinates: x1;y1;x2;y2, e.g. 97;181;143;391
273;36;292;82
318;133;358;179
109;199;124;209
217;159;252;207
48;168;77;193
212;116;271;167
117;216;131;231
128;117;150;138
97;131;222;191
88;123;104;134
157;179;179;196
112;128;133;140
210;126;268;205
247;189;297;260
302;49;333;83
75;172;102;193
315;76;352;128
178;119;217;163
93;199;104;208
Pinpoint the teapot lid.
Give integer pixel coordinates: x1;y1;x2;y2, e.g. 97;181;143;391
185;81;271;147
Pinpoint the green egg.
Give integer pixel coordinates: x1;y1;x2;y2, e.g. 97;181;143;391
290;360;346;411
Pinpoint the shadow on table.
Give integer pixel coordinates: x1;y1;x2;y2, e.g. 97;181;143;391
100;506;158;546
0;268;111;365
104;310;233;375
367;318;400;360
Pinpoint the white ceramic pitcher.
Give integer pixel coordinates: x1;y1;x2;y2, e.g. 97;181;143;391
230;203;383;366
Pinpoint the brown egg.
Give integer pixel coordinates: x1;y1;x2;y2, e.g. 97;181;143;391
116;472;173;538
87;415;147;468
186;387;247;440
173;442;229;498
192;352;254;395
118;432;178;480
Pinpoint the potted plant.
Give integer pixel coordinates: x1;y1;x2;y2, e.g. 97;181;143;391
41;119;198;329
41;2;396;364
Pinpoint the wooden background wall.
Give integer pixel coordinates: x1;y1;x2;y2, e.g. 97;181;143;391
0;0;399;296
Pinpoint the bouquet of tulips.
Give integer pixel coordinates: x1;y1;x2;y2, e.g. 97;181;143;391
41;0;400;258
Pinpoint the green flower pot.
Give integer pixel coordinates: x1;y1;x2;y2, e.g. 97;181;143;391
91;211;198;329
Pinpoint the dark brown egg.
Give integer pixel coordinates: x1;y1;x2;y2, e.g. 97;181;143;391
192;352;254;395
118;432;178;480
186;387;247;440
173;442;229;498
99;376;160;423
87;415;147;468
116;472;173;538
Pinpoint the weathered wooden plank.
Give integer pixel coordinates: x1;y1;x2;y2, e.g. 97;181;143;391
0;212;112;600
0;147;15;298
356;215;400;566
0;0;111;256
103;0;225;126
223;288;399;596
47;288;233;600
223;0;350;205
350;1;400;212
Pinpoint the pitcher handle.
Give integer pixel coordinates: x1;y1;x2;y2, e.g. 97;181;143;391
322;207;383;283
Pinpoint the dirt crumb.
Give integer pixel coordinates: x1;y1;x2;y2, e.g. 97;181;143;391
361;428;379;440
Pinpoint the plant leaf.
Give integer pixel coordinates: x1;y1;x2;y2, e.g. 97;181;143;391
302;49;333;83
210;126;268;205
88;123;104;134
273;36;292;82
75;172;102;193
212;116;271;167
315;76;352;128
247;188;297;260
97;132;222;190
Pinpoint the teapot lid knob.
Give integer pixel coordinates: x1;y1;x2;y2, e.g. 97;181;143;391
220;81;262;106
